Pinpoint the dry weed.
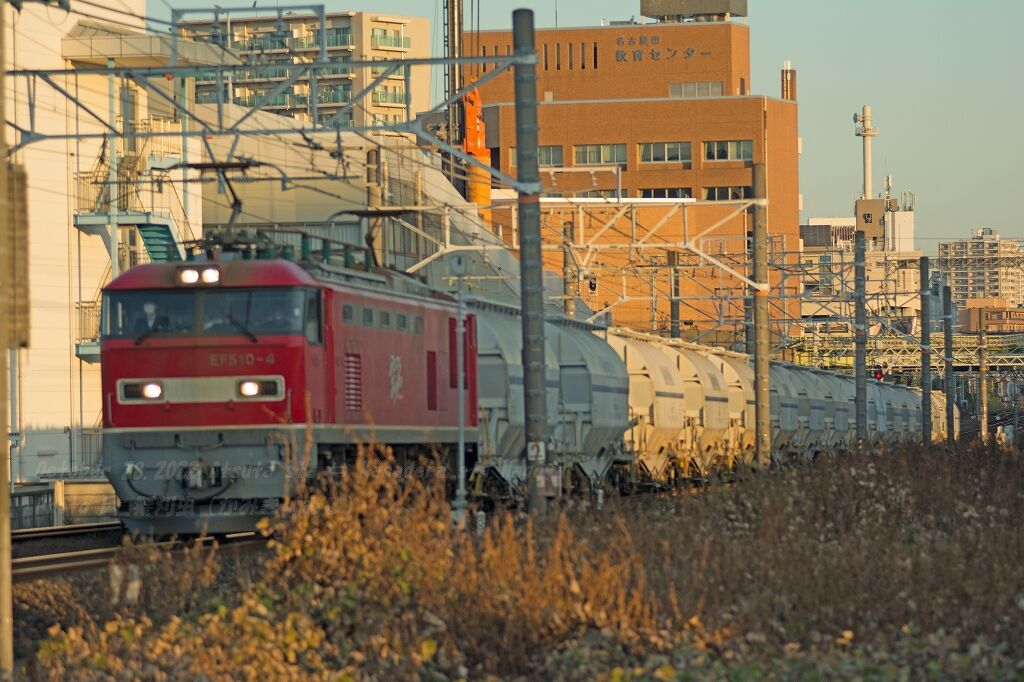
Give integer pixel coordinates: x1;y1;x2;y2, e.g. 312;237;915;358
20;442;1024;680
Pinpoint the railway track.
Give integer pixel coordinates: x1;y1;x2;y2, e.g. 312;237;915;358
959;407;1021;440
12;532;263;583
12;521;123;542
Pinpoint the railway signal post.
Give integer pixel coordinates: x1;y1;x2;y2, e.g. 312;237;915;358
512;9;549;513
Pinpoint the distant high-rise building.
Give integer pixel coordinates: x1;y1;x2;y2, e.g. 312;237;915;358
183;12;430;128
938;228;1024;308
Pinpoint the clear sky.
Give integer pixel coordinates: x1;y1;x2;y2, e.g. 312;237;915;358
151;0;1024;251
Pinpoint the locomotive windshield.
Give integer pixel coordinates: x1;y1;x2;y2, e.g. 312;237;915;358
103;287;315;340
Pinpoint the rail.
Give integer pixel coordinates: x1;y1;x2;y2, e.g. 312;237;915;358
12;521;122;542
12;532;262;583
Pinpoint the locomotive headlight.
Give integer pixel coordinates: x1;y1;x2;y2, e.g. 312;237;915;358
178;268;200;285
123;381;164;400
200;267;221;284
239;380;260;397
237;379;281;398
142;382;163;399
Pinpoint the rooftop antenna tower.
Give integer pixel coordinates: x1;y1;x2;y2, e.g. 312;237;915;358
854;105;878;199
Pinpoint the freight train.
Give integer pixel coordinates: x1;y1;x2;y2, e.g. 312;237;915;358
99;252;957;534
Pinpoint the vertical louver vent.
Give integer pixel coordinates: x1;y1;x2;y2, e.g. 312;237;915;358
345;353;362;411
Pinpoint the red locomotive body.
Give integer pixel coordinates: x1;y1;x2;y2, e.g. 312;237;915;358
101;259;477;534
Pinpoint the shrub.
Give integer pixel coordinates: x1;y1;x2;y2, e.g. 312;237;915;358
24;442;1024;680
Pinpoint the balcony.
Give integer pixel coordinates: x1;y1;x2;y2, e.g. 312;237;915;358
372;90;406;106
371;65;405;79
234;35;287;52
370;34;411;49
294;89;351;106
325;30;353;48
75;300;101;364
195;89;221;104
239;66;291;81
233;92;290;108
289;34;319;50
316;64;354;78
290;30;353;50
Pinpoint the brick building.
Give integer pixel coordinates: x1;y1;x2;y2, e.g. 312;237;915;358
465;0;801;338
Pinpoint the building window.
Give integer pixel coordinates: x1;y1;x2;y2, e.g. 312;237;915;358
704;140;753;161
593;43;599;69
509;145;562;167
568;42;573;69
538;145;563;167
704;186;753;201
576;189;623;199
640;142;691;164
574;143;626;166
544;43;549;70
556;43;561;70
640;188;692;199
669;82;724;98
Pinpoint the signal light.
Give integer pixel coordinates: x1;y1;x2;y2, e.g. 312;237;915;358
873;371;884;381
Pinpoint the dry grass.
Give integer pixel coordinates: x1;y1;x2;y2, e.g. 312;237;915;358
17;442;1024;680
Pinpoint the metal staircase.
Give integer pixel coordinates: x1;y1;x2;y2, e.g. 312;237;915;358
73;118;196;363
74;118;194;265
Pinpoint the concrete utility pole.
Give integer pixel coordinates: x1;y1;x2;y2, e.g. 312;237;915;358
854;230;867;442
752;164;771;467
943;286;955;444
562;221;576;320
0;0;13;672
365;148;384;267
920;257;932;444
979;309;988;444
854;105;878;199
451;260;468;526
512;10;549;513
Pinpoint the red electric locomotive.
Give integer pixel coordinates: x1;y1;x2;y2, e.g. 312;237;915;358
101;255;477;534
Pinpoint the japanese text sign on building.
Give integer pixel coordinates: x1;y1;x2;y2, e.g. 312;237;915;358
613;35;707;64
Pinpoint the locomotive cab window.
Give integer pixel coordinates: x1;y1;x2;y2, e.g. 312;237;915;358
305;290;322;343
102;287;318;340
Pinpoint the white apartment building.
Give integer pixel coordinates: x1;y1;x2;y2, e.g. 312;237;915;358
5;5;215;480
938;228;1024;308
182;11;430;129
